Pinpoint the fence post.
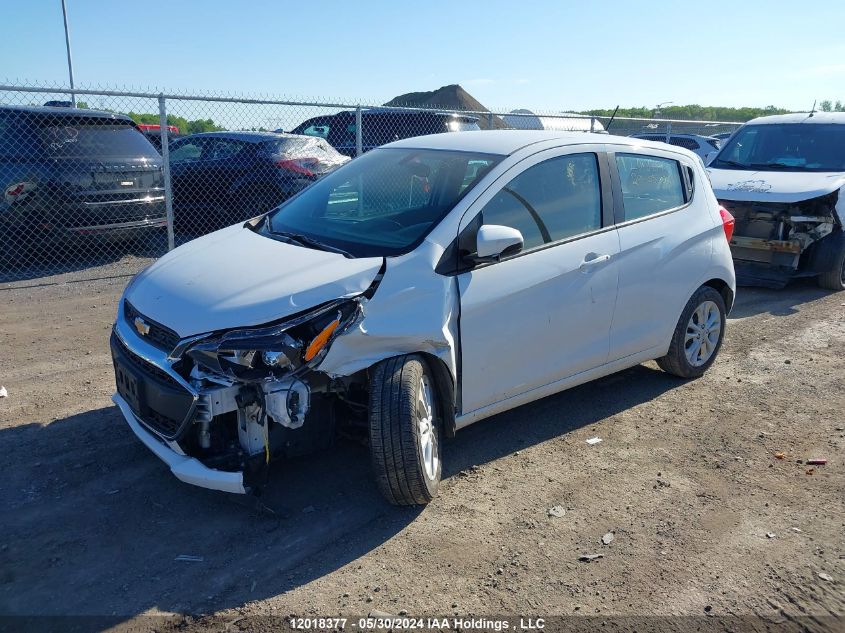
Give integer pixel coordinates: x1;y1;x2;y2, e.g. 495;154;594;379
158;94;175;251
590;116;596;133
487;112;494;130
665;122;672;143
355;106;363;157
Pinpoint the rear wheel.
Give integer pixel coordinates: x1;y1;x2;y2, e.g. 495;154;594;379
817;242;845;291
368;355;441;506
657;286;726;379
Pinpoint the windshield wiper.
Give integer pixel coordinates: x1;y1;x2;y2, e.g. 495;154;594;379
753;162;801;170
269;229;353;258
713;159;751;169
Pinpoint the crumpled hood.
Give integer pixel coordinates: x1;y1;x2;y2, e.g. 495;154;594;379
125;224;383;337
707;167;845;203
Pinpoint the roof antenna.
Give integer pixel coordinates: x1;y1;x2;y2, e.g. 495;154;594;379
809;100;816;117
605;105;620;131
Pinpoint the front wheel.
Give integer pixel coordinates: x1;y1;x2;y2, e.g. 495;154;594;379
817;242;845;291
368;355;441;506
657;286;727;379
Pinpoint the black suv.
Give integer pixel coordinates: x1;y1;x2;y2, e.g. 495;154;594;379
289;109;480;156
0;106;166;262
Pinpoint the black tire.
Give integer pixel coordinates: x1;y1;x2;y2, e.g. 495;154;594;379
817;242;845;291
657;286;727;379
368;354;442;506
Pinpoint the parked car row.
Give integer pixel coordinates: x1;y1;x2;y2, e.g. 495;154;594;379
0;106;483;260
3;104;843;297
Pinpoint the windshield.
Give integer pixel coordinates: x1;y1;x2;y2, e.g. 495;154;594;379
711;122;845;172
265;147;502;257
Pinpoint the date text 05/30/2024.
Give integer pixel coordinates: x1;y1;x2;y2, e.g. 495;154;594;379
289;616;546;630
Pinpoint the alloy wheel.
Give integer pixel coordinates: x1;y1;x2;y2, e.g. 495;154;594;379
684;300;721;367
416;375;439;481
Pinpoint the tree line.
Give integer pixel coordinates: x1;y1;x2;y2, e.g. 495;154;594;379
580;104;792;122
126;111;224;135
581;101;845;121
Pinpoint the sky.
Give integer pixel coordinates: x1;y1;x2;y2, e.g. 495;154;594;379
2;0;843;114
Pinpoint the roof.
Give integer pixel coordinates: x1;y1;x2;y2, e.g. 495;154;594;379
745;112;845;125
0;104;132;121
179;131;310;142
385;130;631;155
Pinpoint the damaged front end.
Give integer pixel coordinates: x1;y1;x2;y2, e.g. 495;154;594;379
722;189;844;287
110;296;366;493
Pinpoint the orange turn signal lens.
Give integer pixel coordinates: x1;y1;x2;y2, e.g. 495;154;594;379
304;318;340;361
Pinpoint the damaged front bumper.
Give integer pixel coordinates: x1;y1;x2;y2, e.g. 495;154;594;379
112;392;247;494
722;191;844;287
110;299;342;494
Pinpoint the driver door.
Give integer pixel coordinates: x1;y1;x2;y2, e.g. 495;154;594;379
456;148;620;415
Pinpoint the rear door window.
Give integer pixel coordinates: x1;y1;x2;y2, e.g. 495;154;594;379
615;153;686;221
204;138;248;160
169;138;206;162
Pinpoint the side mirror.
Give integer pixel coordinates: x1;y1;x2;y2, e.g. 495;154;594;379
473;224;524;263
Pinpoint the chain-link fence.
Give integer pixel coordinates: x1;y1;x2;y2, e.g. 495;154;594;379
0;82;744;284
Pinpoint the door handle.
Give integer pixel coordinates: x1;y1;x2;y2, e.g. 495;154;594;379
579;253;611;272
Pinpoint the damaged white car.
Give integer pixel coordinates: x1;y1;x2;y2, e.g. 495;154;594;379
111;131;736;505
708;112;845;289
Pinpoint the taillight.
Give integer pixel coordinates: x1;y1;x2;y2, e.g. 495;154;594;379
719;205;735;242
275;158;319;178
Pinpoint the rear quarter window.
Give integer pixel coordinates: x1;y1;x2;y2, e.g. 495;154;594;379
615;153;686;221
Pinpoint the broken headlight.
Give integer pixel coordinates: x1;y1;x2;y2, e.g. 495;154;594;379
186;299;360;381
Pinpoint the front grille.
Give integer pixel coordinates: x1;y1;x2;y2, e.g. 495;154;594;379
111;332;194;440
144;408;182;436
124;300;181;353
112;331;183;389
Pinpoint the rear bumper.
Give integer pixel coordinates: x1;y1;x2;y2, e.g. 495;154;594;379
67;216;167;235
112;392;246;494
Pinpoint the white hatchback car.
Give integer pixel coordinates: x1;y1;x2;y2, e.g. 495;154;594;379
111;131;736;505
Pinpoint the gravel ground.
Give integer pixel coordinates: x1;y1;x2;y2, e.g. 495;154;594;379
0;260;843;631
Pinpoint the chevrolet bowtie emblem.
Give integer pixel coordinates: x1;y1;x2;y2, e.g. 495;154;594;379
134;316;150;336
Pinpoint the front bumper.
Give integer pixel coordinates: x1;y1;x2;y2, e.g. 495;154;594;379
113;392;246;494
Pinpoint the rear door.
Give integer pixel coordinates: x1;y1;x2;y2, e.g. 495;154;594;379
456;147;620;414
196;138;252;208
607;148;712;360
169;136;209;228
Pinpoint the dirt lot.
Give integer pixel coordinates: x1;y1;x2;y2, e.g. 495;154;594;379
0;262;843;631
